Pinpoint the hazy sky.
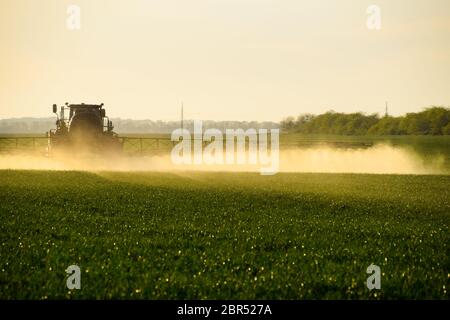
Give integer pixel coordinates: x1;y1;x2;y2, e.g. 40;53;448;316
1;0;449;121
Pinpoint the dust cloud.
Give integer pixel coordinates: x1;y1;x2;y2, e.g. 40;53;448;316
0;144;446;175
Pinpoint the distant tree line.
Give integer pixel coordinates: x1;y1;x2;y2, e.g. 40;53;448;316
281;107;450;135
0;117;278;134
113;119;279;134
1;107;449;135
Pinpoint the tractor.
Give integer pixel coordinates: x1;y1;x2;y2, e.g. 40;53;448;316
47;103;122;156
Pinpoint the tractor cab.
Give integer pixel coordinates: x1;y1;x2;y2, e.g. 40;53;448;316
48;102;121;155
52;103;114;135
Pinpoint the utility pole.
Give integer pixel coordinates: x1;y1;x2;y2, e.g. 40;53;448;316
181;101;184;130
385;101;389;117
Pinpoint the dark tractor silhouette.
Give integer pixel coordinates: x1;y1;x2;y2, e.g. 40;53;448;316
47;103;122;155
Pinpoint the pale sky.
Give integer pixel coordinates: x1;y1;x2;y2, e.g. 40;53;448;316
0;0;449;121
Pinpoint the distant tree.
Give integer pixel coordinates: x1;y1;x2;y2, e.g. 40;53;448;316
443;122;450;135
280;116;296;131
424;107;449;135
281;106;450;135
293;114;315;133
398;107;450;135
368;116;404;135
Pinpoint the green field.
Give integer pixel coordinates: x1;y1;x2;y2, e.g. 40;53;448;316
0;170;448;299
